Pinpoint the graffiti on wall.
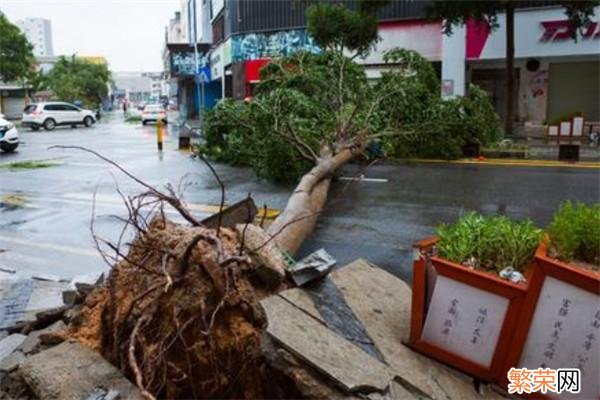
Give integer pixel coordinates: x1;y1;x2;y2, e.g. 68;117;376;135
170;52;209;76
232;29;321;62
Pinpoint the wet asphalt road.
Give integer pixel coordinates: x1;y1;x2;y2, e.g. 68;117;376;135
0;112;598;283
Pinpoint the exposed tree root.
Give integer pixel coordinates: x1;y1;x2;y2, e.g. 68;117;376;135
68;218;300;399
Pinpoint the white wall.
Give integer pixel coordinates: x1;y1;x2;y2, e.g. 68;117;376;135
441;25;466;98
471;6;600;60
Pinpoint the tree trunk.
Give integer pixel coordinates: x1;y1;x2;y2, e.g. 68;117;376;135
266;146;359;255
505;3;515;136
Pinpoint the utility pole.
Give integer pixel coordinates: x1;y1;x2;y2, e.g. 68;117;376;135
190;0;202;123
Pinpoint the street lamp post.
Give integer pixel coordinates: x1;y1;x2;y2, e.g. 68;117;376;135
190;0;203;124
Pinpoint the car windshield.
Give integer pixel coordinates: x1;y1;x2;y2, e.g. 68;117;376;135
144;105;163;112
24;104;38;114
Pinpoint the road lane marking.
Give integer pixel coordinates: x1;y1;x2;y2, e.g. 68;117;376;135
339;176;389;183
0;235;100;258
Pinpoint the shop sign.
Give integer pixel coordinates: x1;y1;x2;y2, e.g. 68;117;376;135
232;29;321;62
170;51;209;77
540;20;600;42
466;6;600;60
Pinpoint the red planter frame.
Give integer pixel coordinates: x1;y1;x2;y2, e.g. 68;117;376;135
501;239;600;389
409;237;528;382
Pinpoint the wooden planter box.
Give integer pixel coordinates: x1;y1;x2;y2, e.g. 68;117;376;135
408;237;528;383
502;239;599;399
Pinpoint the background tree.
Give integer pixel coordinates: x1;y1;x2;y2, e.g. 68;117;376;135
0;12;35;83
44;56;111;107
427;1;599;135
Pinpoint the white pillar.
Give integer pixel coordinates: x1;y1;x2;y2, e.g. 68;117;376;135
441;24;466;99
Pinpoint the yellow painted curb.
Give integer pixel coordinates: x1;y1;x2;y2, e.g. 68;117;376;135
403;158;600;169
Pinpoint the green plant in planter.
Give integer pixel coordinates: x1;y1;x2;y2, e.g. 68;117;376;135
437;212;542;273
548;201;600;265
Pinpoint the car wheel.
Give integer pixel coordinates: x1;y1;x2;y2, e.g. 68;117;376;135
30;125;40;131
43;118;56;131
84;116;93;127
0;142;18;152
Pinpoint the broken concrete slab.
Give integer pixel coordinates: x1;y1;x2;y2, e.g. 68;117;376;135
18;320;66;354
236;223;286;286
0;280;35;330
278;288;324;324
25;280;67;313
19;341;143;399
0;334;26;362
281;259;507;400
261;295;392;393
328;259;497;400
0;350;24;373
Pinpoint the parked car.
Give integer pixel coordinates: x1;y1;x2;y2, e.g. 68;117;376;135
21;102;96;131
141;104;167;125
0;115;19;152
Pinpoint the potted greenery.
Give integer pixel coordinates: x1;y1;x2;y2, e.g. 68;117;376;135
409;213;542;382
501;202;599;395
543;201;600;272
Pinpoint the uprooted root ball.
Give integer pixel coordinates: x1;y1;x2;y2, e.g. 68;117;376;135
68;217;300;399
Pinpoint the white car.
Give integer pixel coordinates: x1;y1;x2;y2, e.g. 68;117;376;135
141;104;167;125
0;115;19;152
22;102;96;131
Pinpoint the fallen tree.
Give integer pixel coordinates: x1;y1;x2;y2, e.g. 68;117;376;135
200;5;501;256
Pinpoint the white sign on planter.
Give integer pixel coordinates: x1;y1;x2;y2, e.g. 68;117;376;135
421;275;510;368
518;276;599;399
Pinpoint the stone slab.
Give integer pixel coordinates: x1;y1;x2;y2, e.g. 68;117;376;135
25;280;68;312
0;350;24;372
0;280;35;329
261;295;392;393
0;334;26;362
285;259;507;400
19;341;143;399
18;320;66;354
278;288;324;324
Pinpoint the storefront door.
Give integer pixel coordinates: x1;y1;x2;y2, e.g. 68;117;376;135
547;61;600;123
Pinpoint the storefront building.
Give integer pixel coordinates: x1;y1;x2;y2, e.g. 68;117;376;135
442;5;600;129
208;0;440;100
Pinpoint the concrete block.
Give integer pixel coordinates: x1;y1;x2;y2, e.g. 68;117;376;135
18;320;66;354
0;350;24;372
0;334;26;362
261;295;392;393
19;341;143;399
25;281;68;313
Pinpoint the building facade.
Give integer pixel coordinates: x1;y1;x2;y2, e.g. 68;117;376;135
16;18;54;57
164;0;600;131
442;5;600;129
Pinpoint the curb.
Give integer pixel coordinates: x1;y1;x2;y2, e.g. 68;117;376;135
398;158;600;169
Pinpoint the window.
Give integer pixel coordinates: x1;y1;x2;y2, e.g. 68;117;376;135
44;104;60;111
63;104;80;111
24;104;38;114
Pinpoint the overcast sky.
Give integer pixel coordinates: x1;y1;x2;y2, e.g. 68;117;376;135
0;0;180;72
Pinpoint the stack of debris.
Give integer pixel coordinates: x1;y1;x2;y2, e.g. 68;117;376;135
0;273;142;400
0;215;513;399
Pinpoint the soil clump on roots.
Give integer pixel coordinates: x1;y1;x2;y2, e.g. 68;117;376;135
68;217;300;399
